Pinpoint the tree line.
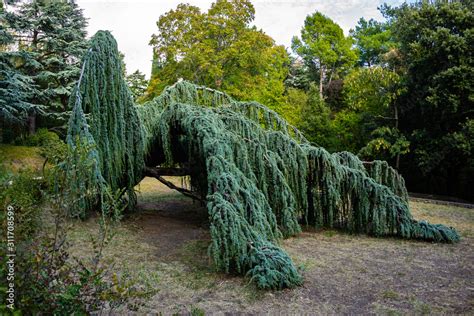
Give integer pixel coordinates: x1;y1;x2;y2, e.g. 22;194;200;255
1;0;472;201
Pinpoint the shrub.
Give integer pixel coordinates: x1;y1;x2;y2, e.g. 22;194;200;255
0;148;143;314
14;128;59;147
0;167;43;240
13;128;68;165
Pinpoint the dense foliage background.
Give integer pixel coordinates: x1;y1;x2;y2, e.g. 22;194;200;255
1;0;472;201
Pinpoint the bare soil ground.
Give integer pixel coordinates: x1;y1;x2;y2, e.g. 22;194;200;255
68;177;474;315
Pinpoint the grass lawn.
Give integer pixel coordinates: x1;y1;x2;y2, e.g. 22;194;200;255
0;144;44;172
68;177;474;314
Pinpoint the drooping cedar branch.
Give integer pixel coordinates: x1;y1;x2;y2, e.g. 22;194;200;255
144;166;203;202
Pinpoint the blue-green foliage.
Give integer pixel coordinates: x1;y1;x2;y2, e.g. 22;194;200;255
0;50;42;126
66;31;145;214
65;31;459;290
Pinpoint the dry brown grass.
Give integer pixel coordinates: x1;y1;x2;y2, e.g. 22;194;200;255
67;177;474;314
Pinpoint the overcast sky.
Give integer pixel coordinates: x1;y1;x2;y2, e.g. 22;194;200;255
76;0;412;78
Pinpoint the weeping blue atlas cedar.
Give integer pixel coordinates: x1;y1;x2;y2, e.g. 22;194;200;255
65;31;459;290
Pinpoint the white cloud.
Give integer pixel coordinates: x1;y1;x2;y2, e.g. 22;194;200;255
77;0;412;78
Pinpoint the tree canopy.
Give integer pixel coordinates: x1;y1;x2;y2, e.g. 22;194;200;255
350;18;395;67
145;0;289;109
383;0;473;200
0;1;41;134
2;0;88;132
292;11;357;98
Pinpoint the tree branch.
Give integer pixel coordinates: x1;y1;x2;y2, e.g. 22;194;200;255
144;166;203;202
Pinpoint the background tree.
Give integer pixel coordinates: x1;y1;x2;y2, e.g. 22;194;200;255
291;11;357;98
350;18;395;67
126;70;148;102
343;66;408;168
4;0;88;133
0;0;42;140
284;56;311;91
296;84;337;150
382;0;473;200
145;0;289;110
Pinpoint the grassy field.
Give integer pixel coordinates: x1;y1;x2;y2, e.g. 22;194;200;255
68;177;474;315
0;144;44;172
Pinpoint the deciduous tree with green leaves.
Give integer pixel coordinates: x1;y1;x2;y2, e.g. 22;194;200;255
292;11;357;98
383;0;473;200
145;0;289;110
296;84;336;149
344;66;407;168
350;18;395;67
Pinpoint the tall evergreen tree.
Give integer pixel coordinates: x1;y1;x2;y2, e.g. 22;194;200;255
0;0;42;139
4;0;88;132
126;70;148;102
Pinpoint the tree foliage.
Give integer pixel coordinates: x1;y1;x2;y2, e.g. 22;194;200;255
0;50;40;128
350;18;395;67
145;0;289;109
126;70;148;102
0;1;41;132
3;0;88;131
66;31;144;215
343;66;409;165
292;11;357;98
344;66;401;114
359;126;410;163
383;0;473;199
296;84;335;149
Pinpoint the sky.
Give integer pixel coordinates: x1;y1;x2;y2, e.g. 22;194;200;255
76;0;411;78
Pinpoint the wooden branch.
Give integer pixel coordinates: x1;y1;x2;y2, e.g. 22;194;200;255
144;167;203;202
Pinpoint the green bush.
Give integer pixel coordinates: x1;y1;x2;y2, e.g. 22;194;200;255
0;167;43;240
13;128;67;165
0;167;44;314
14;128;58;147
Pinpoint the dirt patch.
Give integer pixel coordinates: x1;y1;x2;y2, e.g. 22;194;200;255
67;177;474;314
283;232;473;314
131;198;209;261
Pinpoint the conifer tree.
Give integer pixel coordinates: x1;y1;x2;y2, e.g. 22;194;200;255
4;0;88;132
126;70;148;102
292;11;357;98
0;0;42;139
